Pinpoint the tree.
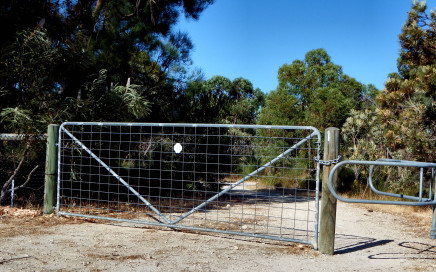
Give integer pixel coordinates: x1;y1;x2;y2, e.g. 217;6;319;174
0;0;214;205
341;0;436;195
341;109;386;193
257;88;301;126
0;0;215;127
256;49;377;190
180;75;265;124
258;48;376;130
376;0;436;162
56;0;213;120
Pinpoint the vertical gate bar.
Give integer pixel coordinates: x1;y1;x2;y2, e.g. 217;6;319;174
313;137;321;249
169;126;174;220
56;124;63;215
429;168;434;201
60;125;171;224
192;126;197;226
432;168;436;239
433;168;435;200
432;200;436;239
10;179;14;208
158;126;163;214
419;168;424;202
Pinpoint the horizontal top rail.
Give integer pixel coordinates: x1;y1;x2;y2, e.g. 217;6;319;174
0;133;47;141
331;159;436;168
60;122;321;136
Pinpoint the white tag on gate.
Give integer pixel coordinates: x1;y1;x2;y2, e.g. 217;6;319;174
174;143;183;153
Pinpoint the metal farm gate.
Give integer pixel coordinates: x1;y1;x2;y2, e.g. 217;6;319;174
56;123;321;247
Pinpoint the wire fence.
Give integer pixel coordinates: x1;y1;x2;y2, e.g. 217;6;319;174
0;134;47;207
57;123;321;247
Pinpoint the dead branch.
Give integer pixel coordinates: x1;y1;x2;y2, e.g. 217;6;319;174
1;142;31;194
8;164;40;192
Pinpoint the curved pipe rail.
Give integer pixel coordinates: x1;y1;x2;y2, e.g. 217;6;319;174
328;159;436;206
368;159;434;202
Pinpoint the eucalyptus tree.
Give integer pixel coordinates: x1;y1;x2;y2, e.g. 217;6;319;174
258;48;376;130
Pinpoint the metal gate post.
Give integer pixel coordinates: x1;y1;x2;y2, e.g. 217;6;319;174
319;127;340;255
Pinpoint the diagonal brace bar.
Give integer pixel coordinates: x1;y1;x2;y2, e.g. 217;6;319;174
60;126;171;224
170;132;318;224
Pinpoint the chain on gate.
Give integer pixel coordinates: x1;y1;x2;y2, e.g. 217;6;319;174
313;155;342;166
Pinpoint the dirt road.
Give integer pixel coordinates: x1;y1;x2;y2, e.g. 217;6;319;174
1;202;435;271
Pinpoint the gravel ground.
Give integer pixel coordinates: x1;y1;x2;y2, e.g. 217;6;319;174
1;202;436;271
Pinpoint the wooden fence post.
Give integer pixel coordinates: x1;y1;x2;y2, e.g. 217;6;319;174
43;124;59;214
319;127;340;254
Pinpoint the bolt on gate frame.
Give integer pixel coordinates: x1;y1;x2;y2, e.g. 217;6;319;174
56;122;321;248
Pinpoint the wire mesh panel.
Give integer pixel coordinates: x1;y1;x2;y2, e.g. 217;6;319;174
57;122;321;247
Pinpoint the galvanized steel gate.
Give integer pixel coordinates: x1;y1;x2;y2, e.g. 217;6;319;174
57;123;321;247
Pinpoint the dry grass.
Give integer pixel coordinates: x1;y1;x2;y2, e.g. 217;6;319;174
0;205;96;238
355;203;434;233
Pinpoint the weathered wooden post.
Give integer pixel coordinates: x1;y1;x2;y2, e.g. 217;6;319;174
43;124;59;214
319;127;340;254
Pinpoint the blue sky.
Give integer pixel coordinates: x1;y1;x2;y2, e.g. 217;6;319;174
177;0;436;93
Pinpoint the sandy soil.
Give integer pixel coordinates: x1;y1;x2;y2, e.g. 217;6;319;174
1;202;436;272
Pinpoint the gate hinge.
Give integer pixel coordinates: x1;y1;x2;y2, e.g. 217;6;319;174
313;155;342;166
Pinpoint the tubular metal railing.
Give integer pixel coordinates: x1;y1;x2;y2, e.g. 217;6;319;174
327;159;436;238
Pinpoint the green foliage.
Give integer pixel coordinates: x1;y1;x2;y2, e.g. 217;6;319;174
257;48;378;189
341;109;387;192
0;0;214;204
376;0;436;162
180;75;265;124
0;0;215;131
259;48;376;130
113;83;151;119
0;108;33;133
340;0;436;196
0;28;64;133
257;88;301;126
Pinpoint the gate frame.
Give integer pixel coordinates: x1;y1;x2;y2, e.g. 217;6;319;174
55;122;322;248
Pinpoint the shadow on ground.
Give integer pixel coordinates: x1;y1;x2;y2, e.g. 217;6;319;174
368;241;436;260
333;233;436;260
334;233;393;255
